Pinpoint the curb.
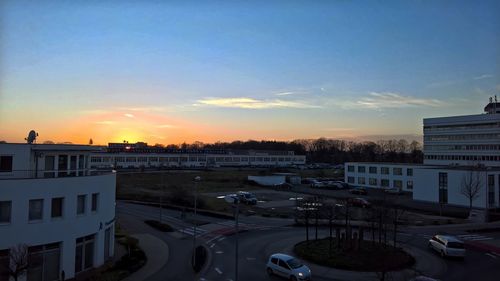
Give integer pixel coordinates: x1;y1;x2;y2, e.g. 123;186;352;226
198;244;213;277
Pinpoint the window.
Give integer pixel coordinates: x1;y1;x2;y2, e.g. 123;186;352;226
27;243;61;281
407;168;413;176
393;168;402;175
278;259;290;270
29;199;43;221
381;167;389;175
44;156;55;178
358;166;366;173
0;249;8;281
75;234;95;273
104;227;112;260
0;201;11;223
381;179;389;187
77;195;86;215
347;165;354;172
0;156;13;172
358;177;365;185
271;258;278;265
438;173;448;204
407;180;413;190
51;198;63;218
488;175;495;207
369;178;377;186
369;166;377;174
91;193;99;212
394;180;403;189
347;177;354;184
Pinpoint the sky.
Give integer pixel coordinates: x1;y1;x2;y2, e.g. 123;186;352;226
0;0;499;145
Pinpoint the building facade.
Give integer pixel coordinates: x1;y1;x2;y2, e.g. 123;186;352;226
345;163;421;192
0;144;116;281
345;101;500;209
89;143;306;169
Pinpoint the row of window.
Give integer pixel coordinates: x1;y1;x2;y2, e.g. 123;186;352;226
347;177;413;189
424;154;500;161
347;165;413;176
0;156;13;172
424;144;500;151
91;156;304;163
423;122;500;131
424;133;500;141
0;229;113;281
0;193;99;224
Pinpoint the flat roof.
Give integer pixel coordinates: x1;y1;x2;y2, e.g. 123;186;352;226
0;143;102;151
345;162;427;166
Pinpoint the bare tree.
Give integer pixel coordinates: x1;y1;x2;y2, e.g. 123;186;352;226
8;244;29;281
460;168;484;216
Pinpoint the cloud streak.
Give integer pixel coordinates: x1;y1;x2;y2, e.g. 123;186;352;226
474;74;493;80
195;97;321;109
355;92;442;109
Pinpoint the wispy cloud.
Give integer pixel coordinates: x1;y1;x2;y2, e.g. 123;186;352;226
195;97;321;109
118;106;168;112
355;92;442;109
156;124;177;129
124;113;135;118
322;128;355;132
95;121;116;125
427;80;457;88
275;92;295;96
474;74;493;80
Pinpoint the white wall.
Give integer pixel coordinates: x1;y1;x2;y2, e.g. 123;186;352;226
413;168;500;209
0;173;116;279
344;162;420;192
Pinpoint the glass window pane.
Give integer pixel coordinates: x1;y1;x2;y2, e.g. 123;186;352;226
84;241;94;269
75;244;83;273
0;201;11;223
43;248;60;281
29;199;43;221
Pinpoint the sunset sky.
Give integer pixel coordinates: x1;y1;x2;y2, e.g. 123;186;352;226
1;0;499;145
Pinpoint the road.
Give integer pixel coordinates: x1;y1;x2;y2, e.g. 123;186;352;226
117;201;500;281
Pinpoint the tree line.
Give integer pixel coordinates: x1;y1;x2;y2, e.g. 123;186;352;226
153;138;423;164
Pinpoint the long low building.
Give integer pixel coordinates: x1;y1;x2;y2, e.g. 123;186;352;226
89;143;306;169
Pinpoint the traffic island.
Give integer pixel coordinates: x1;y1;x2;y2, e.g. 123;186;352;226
294;238;415;272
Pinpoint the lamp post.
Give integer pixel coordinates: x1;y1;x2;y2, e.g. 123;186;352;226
219;194;240;281
192;176;201;268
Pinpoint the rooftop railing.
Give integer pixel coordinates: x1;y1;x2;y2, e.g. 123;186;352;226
0;169;115;180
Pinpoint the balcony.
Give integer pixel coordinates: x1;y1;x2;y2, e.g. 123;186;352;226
0;169;115;180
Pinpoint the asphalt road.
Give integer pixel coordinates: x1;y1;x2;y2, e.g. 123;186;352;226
117;201;500;281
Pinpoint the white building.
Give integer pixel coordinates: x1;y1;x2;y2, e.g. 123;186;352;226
89;143;306;169
345;101;500;210
0;144;116;281
345;163;424;192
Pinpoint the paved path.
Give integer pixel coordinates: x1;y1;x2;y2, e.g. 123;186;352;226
123;234;169;281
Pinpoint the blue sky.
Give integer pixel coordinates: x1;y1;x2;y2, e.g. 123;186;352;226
1;0;499;144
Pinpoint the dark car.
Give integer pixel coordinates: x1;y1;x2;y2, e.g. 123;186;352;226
349;187;367;195
348;197;371;208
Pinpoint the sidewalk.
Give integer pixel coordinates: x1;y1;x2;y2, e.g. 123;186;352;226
122;234;169;281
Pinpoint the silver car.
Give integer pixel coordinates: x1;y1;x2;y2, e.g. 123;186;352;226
428;235;466;258
266;253;311;281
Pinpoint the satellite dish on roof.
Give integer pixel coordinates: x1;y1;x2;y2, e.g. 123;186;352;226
25;130;38;144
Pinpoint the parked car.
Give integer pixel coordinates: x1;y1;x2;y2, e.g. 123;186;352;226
384;188;404;195
428;235;466;258
409;276;441;281
333;181;349;189
348;197;371;208
237;191;258;205
275;182;293;190
349;187;368;195
310;181;326;188
266;253;311;281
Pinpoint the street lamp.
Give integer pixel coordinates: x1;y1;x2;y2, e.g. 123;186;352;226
192;176;201;268
219;194;240;281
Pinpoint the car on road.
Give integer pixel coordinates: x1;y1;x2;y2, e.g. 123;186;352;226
349;187;368;195
428;235;466;258
266;253;311;281
384;188;404;195
275;182;293;190
237;191;258;205
348;197;371;208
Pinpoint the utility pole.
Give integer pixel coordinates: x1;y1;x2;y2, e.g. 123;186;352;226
235;199;239;281
192;176;201;268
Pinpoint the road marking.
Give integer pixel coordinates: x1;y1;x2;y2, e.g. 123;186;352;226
216;251;224;254
246;257;256;261
206;235;222;244
486;253;497;259
468;237;494;241
218;237;226;242
210;243;215;248
215;267;223;274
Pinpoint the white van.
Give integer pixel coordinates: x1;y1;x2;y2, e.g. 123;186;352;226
428;235;466;258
